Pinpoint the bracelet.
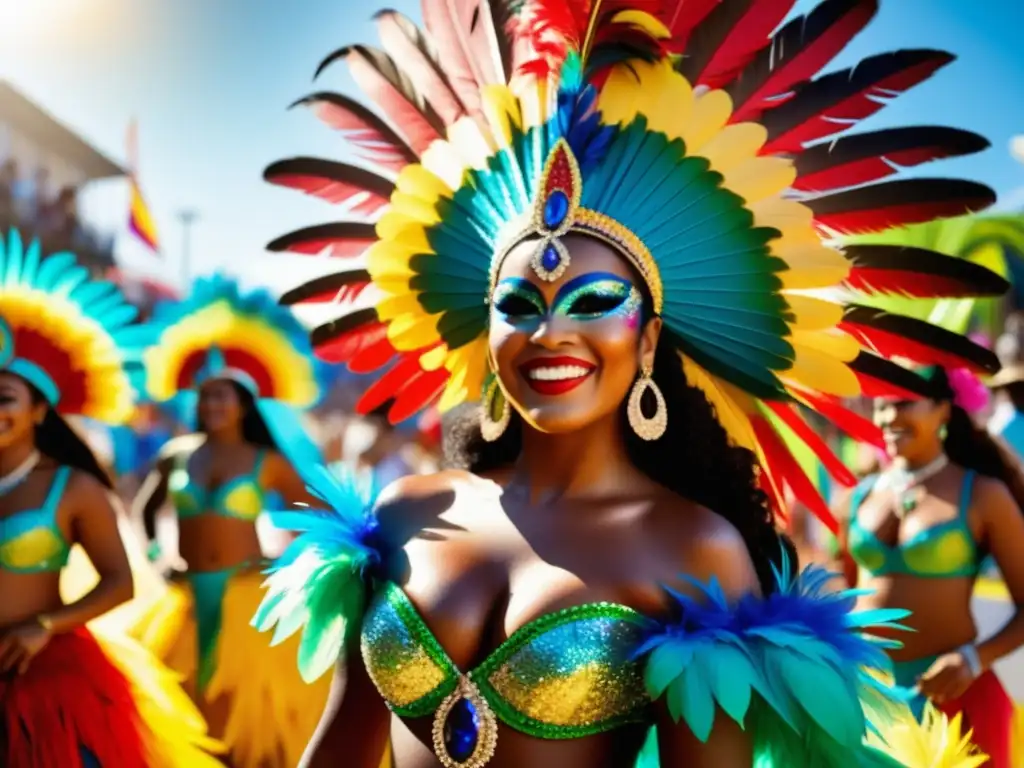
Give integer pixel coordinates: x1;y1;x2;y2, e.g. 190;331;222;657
36;614;54;632
958;643;982;678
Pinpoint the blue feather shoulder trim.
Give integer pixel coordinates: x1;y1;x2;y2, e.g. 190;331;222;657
252;461;380;683
635;554;911;764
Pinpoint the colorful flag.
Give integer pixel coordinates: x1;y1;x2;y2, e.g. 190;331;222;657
126;119;160;253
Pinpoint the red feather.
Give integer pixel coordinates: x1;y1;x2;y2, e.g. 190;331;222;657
290;92;416;173
751;415;839;534
840;244;1009;299
761;49;954;153
664;0;721;47
807;179;995;235
316;45;444;155
729;0;878;122
279;271;372;305
764;401;857;486
310;309;386;364
791;388;885;448
357;354;430;416
840;306;1000;375
683;0;796;89
349;334;401;374
268;223;378;259
390;367;451;422
264;158;394;217
848;353;932;401
793;127;989;193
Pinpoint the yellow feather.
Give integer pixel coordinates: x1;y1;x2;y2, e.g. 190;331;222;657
395;164;451;202
386;311;443;350
390;191;442;225
418;343;449;371
481;85;522;148
437;362;469;412
783;343;860;397
680;89;733;154
774;242;850;289
376;293;425;322
698;123;766;174
749;197;814;232
721;156;796;205
515;76;549;128
789;328;860;362
680;353;757;451
610;10;671;38
365;241;416;280
600;60;691;131
785;294;844;331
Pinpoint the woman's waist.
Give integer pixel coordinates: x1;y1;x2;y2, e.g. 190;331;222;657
0;573;63;628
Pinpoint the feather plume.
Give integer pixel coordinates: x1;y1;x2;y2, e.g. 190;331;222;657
790;389;885;447
764;401;857;486
290;92;417;172
663;0;721;47
267;222;379;258
375;10;469;124
848;352;934;400
794;127;990;193
761;49;955;153
840;306;1000;374
728;0;879;122
841;244;1009;298
309;308;388;364
315;45;445;154
279;271;372;305
264;159;395;217
806;178;995;234
419;0;506;110
676;0;796;89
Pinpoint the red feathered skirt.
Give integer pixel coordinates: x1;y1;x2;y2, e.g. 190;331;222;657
0;627;150;768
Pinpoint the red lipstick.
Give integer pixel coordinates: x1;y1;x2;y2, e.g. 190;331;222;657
518;356;596;396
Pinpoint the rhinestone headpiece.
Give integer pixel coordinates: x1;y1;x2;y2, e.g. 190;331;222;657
489;140;664;314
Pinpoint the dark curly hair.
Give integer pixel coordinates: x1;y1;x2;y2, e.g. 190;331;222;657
442;297;795;595
28;385;113;489
926;366;1024;511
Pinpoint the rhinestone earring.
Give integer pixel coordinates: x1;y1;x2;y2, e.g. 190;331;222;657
627;364;667;441
480;376;510;442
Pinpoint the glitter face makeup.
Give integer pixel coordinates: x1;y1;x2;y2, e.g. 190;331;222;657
491;273;642;327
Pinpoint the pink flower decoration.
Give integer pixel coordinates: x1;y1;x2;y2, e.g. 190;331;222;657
947;367;990;415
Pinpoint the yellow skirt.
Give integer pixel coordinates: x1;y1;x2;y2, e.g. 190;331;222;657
129;566;332;768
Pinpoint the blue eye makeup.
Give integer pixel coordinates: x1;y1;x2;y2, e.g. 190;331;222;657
552;273;641;321
492;278;545;319
491;273;642;325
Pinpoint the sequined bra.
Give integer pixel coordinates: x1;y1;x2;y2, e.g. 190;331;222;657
169;450;267;521
360;580;652;757
0;466;72;574
847;472;982;579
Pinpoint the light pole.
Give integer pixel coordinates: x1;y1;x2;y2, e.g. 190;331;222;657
177;209;198;290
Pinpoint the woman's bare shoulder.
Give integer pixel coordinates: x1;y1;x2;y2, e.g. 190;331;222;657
373;469;495;538
648;492;761;600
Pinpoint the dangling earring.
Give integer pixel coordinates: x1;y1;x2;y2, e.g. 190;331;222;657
628;364;667;441
939;423;949;441
480;375;510;442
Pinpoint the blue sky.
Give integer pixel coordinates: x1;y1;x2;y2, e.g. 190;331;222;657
1;0;1022;295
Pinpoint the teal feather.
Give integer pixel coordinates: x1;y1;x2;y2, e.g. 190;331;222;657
53;265;89;297
252;404;380;683
435;306;489;348
3;230;22;287
36;251;76;291
633;550;913;766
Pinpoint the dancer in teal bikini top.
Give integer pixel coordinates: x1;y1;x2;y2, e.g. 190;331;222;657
841;366;1024;768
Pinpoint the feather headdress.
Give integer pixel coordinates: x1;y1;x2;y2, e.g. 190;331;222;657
0;229;147;423
142;275;321;409
265;0;1005;528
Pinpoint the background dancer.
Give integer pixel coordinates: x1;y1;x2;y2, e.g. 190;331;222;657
0;229;219;768
129;275;330;768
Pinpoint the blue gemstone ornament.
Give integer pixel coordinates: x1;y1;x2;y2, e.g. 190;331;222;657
543;190;569;229
541;244;561;272
443;697;480;762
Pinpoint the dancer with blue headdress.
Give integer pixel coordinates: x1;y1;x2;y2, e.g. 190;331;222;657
127;275;331;767
0;230;221;767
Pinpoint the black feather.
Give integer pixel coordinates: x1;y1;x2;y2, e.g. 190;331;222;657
267;222;378;256
842;244;1010;298
849;352;936;399
279;271;372;305
310;307;381;348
